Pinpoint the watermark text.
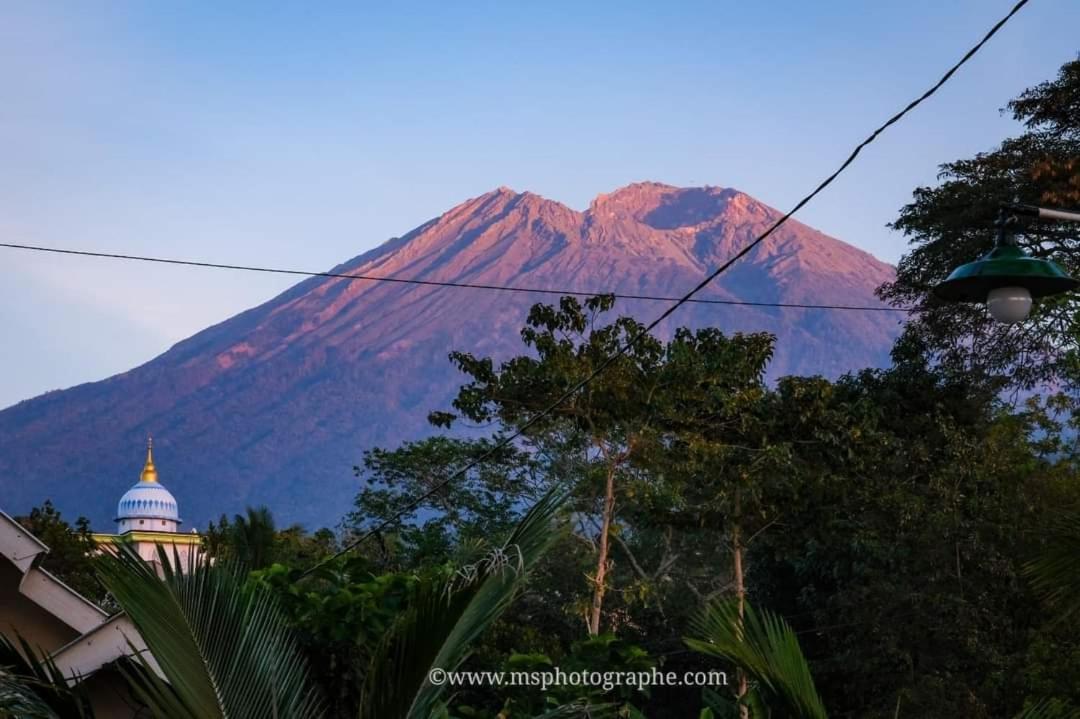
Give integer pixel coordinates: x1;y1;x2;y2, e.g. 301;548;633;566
427;666;727;692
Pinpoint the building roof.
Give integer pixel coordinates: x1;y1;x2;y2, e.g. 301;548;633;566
50;614;164;685
93;530;202;545
0;510;108;635
0;509;150;686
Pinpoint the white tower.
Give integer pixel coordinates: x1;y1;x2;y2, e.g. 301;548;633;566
115;437;181;533
94;437;202;571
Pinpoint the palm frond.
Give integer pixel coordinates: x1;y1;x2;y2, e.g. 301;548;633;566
686;599;828;719
1024;511;1080;621
0;673;62;719
1014;699;1080;719
360;487;569;719
530;700;618;717
113;652;204;719
95;544;324;719
700;686;768;719
0;633;92;718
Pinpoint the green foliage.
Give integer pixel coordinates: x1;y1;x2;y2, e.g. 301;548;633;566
350;437;543;567
359;487;569;719
482;634;654;717
435;294;663;433
205;505;337;571
1015;699;1080;719
1025;509;1080;622
347;289;1080;717
0;634;93;718
1020;622;1080;708
251;558;424;717
276;525;339;568
229;506;277;569
751;362;1080;717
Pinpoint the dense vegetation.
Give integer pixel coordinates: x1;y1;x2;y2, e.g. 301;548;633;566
342;296;1080;718
6;57;1080;719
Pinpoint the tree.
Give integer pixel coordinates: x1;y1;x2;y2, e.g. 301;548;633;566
203;513;232;558
205;509;337;572
97;545;325;719
349;437;545;568
228;506;278;570
880;57;1080;391
275;525;338;568
640;327;779;714
685;598;1080;719
358;487;569;719
0;541;326;719
1025;510;1080;622
0;491;573;719
253;559;423;718
750;360;1080;718
431;295;665;636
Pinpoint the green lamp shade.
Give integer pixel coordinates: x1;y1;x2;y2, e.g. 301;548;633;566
933;245;1079;302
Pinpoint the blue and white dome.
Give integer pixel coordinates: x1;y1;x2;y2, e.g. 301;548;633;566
115;440;182;533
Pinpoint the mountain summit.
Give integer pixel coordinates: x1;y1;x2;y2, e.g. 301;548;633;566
0;184;900;527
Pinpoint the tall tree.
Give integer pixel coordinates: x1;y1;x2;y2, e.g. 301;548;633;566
880;58;1080;390
432;295;665;636
645;327;791;713
349;437;545;567
230;506;278;570
751;360;1080;718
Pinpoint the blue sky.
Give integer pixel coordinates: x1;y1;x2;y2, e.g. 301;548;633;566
1;0;1077;408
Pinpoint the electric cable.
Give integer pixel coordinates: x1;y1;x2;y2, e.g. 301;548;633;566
300;0;1030;577
0;242;909;314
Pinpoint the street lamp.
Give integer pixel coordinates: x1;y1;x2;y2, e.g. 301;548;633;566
933;203;1080;324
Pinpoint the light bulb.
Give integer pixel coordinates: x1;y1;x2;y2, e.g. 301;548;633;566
986;286;1032;324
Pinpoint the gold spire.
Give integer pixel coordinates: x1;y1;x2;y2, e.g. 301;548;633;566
140;436;159;483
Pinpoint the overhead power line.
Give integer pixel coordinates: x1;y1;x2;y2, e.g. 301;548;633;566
0;242;909;314
301;0;1030;577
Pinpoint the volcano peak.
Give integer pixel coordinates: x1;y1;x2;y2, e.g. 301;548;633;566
0;182;900;528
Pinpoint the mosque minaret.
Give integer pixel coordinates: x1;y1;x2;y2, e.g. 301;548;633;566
115;437;182;533
93;437;202;569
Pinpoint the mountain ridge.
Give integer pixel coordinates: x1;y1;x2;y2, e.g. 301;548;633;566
0;183;901;529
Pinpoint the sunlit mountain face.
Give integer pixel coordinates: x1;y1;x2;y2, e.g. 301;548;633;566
0;183;901;528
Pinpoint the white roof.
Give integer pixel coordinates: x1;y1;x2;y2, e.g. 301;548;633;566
116;480;181;523
0;508;154;685
0;511;108;633
51;614;164;685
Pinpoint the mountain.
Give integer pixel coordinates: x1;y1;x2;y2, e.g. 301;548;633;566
0;183;901;529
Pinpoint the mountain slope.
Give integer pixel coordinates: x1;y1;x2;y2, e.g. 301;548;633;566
0;183;900;528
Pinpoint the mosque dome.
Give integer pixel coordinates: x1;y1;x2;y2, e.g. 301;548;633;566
115;439;182;533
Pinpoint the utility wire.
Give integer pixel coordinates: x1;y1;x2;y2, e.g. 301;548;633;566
0;242;908;314
301;0;1030;578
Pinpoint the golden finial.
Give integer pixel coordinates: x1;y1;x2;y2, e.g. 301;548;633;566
140;435;158;483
